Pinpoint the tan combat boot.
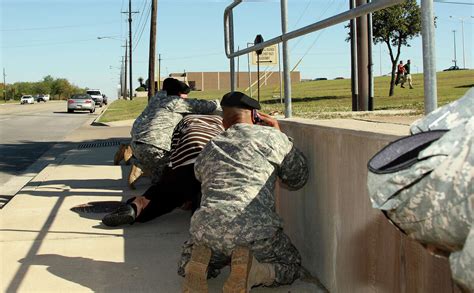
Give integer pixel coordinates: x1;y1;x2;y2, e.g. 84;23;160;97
123;144;133;165
113;144;127;165
128;163;144;189
182;245;211;293
223;247;275;293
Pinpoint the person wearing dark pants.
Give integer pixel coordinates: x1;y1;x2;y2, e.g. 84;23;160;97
102;115;224;226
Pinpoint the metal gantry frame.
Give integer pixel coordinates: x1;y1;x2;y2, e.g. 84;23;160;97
224;0;438;117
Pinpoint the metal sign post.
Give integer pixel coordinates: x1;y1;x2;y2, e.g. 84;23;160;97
254;35;264;102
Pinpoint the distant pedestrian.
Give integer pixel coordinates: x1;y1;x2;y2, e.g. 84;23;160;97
401;59;414;89
395;60;405;86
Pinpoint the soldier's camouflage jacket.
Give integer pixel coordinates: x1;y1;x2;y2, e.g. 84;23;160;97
190;123;308;254
130;91;220;151
367;88;473;291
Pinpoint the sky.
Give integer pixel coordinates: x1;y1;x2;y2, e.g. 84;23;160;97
1;0;473;98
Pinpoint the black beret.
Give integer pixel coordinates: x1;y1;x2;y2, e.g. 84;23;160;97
221;91;261;110
162;78;190;96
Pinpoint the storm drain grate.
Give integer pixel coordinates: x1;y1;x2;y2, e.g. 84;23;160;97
78;140;122;149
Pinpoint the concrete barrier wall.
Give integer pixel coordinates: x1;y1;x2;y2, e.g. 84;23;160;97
277;118;459;293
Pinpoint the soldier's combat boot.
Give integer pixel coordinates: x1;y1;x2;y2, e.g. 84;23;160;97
223;247;275;293
113;144;126;165
123;145;133;165
182;245;211;293
128;163;143;189
102;204;136;227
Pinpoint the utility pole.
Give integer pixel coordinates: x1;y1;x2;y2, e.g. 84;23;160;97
123;0;138;100
350;0;358;111
123;40;128;99
237;46;240;88
461;20;465;69
158;54;162;90
247;42;253;98
356;0;369;111
3;68;6;101
148;0;157;101
367;0;374;111
452;30;457;67
120;56;127;99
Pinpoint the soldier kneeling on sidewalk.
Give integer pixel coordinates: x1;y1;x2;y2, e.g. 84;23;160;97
179;92;309;292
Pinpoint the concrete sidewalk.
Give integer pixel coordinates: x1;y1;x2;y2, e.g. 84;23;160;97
0;121;325;292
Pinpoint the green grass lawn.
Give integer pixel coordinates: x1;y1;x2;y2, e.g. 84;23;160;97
99;69;473;123
0;99;19;104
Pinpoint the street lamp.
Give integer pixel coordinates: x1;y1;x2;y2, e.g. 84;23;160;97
97;36;121;41
98;36;130;99
449;16;470;69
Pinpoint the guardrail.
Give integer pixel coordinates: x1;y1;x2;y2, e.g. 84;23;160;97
224;0;438;116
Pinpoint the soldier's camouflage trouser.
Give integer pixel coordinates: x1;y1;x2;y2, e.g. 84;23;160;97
178;228;302;286
130;141;170;183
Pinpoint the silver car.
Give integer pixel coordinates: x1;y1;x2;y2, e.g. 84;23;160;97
67;94;96;113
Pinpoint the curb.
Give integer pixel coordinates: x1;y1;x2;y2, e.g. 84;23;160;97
90;104;110;126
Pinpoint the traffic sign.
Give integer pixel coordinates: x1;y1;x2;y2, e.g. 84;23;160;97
252;44;278;65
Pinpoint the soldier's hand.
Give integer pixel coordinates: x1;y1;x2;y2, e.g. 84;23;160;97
257;112;280;131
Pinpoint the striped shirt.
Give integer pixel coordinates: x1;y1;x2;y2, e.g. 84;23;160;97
169;115;224;170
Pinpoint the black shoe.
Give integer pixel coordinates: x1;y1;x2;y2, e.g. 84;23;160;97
401;85;405;88
102;204;136;227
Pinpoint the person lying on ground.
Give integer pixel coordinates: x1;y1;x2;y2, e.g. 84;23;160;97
179;91;309;293
102;114;225;227
129;77;221;188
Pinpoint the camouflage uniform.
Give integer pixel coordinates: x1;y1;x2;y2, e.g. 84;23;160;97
130;91;220;182
178;123;309;286
367;89;473;291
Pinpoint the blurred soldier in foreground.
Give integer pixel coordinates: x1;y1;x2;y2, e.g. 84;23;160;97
103;114;224;226
129;78;220;188
367;88;473;292
179;92;309;293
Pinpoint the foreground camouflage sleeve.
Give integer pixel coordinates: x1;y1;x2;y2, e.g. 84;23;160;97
410;87;473;134
278;145;309;190
450;225;474;292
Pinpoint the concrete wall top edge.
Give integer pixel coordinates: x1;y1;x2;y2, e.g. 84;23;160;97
278;117;410;139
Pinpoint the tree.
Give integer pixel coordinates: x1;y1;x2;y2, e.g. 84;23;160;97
138;77;145;88
52;78;73;100
372;0;421;96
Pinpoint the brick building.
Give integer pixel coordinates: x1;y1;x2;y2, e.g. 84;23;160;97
168;71;301;91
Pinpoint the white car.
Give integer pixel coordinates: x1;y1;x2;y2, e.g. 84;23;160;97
86;90;104;107
20;95;35;104
37;94;50;102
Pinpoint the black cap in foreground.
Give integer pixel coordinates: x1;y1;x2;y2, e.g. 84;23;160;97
221;91;261;110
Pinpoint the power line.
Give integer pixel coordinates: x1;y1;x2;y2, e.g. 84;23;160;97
434;0;474;5
133;0;149;34
133;2;152;51
2;38;99;49
1;21;121;32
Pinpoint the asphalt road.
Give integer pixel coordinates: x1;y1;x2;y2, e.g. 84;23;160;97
0;101;101;205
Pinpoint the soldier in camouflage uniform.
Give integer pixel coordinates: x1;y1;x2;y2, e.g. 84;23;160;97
130;78;220;183
179;92;309;292
367;88;473;291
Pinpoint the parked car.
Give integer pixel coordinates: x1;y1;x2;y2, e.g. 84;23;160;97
443;66;460;71
67;94;95;113
20;95;35;104
36;94;50;102
86;90;104;107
